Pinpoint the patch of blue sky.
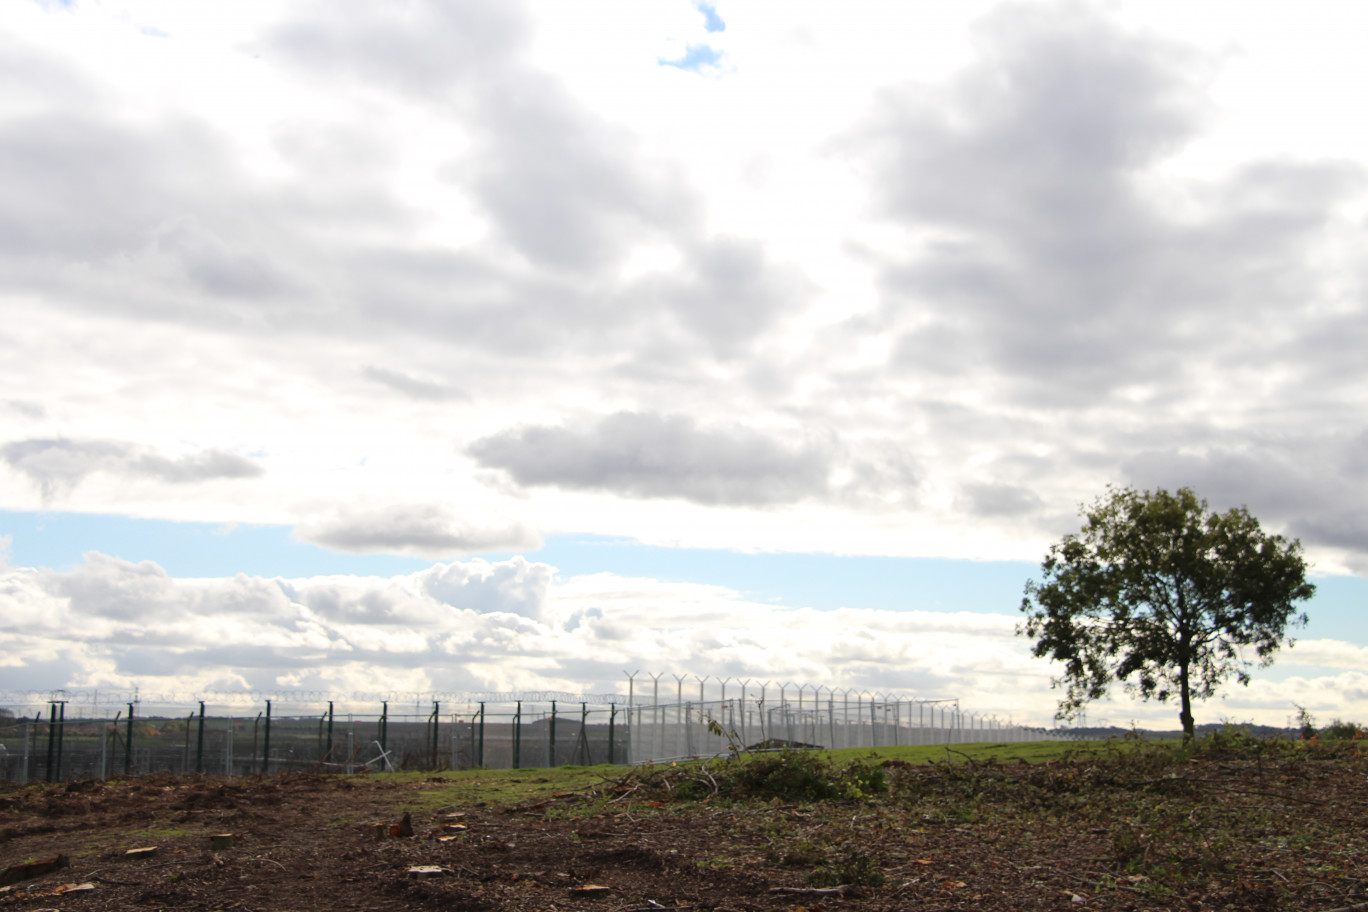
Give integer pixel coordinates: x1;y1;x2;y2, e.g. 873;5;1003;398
0;510;430;579
697;1;726;33
659;44;723;72
2;511;1363;646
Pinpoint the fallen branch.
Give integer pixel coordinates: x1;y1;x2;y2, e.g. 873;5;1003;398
769;885;852;896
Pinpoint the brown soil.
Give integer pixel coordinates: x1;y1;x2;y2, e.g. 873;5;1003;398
1;748;1366;911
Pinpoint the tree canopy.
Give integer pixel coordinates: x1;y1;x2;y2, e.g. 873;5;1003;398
1019;486;1314;736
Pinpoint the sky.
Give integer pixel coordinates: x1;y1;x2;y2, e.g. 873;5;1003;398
2;0;1367;731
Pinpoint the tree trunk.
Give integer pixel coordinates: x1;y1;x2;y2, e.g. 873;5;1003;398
1178;660;1195;740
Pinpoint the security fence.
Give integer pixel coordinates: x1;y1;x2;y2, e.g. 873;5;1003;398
0;680;1052;783
0;692;631;783
629;693;1050;763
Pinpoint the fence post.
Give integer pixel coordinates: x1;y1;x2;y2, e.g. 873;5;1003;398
513;702;522;769
262;700;272;775
736;681;748;748
608;705;616;765
548;701;556;768
477;703;485;768
44;703;57;782
124;704;135;776
430;702;440;770
380;702;388;756
42;705;53;782
23;719;32;783
183;711;193;774
57;702;67;781
99;713;111;779
327;701;335;765
578;703;588;765
196;702;206;774
648;674;663;761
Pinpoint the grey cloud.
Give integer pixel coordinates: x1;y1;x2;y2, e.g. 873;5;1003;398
0;32;102;112
460;70;697;274
416;557;554;621
851;2;1365;404
1;3;801;370
48;555;293;626
1;438;263;500
4;400;47;419
361;365;466;402
264;0;798;355
468;412;834;506
633;236;810;356
838;439;921;510
134;450;263;484
296;584;425;626
269;0;695;275
960;482;1044;518
298;504;540;558
1122;434;1368;556
0;114;227;261
49;553;176;623
262;0;527;100
0;651;87;693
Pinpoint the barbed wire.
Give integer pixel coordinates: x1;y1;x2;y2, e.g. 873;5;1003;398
0;689;634;708
0;678;972;717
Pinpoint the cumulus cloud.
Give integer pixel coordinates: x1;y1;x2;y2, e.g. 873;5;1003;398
469;412;835;506
262;0;528;101
1;438;262;501
853;2;1364;405
361;365;466;402
3;400;45;420
1121;433;1368;561
5;553;1359;728
298;503;540;558
960;482;1044;518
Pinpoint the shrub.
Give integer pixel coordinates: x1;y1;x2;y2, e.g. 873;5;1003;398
1320;719;1364;741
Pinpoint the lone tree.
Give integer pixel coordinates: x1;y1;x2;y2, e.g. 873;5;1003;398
1019;486;1314;737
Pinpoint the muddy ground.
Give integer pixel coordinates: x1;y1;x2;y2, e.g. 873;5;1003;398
2;744;1366;911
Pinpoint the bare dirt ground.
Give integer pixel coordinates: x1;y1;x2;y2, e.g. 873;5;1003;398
2;742;1366;911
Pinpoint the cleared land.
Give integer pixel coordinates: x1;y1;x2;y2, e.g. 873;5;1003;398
1;736;1365;911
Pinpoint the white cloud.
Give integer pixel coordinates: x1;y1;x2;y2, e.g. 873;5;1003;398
297;503;540;558
1;438;262;502
1;0;1367;711
1;552;1352;729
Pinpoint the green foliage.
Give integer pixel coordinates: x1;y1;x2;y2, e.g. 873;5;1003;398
1294;704;1317;740
1319;718;1364;741
716;750;886;802
805;849;884;887
1019;486;1314;737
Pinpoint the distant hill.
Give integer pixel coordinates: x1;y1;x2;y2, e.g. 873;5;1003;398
1049;722;1297;741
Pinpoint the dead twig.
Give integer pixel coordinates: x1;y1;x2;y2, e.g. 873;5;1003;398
769;884;853;896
